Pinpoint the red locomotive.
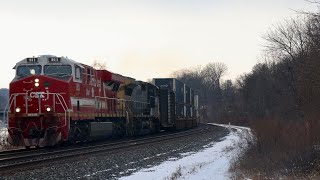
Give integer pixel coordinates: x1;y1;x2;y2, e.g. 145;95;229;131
6;55;199;148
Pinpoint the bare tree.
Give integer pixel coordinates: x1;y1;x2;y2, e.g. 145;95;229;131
171;62;228;122
264;18;308;61
201;62;228;90
305;0;320;5
263;17;311;115
171;65;206;108
171;65;204;89
92;60;107;70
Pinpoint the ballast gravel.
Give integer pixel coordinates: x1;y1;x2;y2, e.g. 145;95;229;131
1;124;229;180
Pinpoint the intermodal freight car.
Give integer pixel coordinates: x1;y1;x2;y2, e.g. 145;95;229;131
5;55;199;148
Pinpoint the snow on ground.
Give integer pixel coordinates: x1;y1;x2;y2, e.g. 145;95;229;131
0;121;9;149
120;123;252;180
0;128;7;142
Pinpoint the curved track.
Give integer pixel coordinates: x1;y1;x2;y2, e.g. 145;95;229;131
0;126;211;173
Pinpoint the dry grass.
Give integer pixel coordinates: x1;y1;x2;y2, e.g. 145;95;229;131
232;116;320;178
167;166;182;180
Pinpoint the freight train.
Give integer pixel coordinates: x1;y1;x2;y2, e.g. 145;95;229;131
5;55;199;148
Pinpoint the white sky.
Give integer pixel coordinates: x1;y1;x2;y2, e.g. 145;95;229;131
0;0;318;88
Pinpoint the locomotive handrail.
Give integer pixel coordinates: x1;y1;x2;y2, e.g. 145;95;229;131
4;93;22;125
95;96;126;117
94;96;150;118
54;93;69;128
6;92;70;130
2;96;9;125
95;96;150;104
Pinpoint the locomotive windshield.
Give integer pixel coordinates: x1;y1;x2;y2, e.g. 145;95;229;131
17;65;42;77
44;65;72;80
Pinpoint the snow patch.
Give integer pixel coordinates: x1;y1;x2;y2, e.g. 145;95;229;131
0;127;9;149
120;124;252;180
0;120;9;149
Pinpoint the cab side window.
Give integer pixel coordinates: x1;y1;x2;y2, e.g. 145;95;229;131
87;68;91;84
75;66;82;80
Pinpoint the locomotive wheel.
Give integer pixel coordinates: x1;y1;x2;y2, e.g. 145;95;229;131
67;138;76;145
112;120;126;137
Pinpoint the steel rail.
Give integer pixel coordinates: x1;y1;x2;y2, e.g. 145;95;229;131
0;126;211;172
0;128;195;158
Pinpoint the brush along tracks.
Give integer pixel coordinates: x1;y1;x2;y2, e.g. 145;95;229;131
0;126;211;173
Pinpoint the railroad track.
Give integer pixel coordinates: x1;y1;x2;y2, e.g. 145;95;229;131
0;126;212;173
0;129;177;158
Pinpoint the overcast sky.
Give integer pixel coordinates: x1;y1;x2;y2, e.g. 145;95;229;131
0;0;317;88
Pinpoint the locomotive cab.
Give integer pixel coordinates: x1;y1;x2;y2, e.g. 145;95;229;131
8;55;81;147
13;55;81;83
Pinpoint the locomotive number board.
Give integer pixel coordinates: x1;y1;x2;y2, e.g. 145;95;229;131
27;58;38;63
48;57;61;63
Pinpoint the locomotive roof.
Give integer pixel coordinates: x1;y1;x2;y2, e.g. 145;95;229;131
13;55;83;69
13;55;136;84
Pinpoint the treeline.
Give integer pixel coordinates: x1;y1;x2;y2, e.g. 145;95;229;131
171;62;235;123
172;61;246;124
173;12;320;125
172;7;320;178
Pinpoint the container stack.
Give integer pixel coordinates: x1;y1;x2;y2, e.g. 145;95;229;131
153;78;199;129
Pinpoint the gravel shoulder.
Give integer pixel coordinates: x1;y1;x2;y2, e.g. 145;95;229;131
1;124;229;180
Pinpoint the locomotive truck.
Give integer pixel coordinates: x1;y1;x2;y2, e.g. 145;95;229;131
5;55;199;148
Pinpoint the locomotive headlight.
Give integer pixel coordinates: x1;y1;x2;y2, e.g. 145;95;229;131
15;107;21;113
35;78;39;83
35;82;39;87
46;107;51;112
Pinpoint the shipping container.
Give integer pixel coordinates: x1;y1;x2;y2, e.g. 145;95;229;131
185;85;191;105
158;87;175;128
194;95;199;118
153;78;185;104
190;89;194;106
153;78;199;127
186;104;191;117
153;78;187;118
